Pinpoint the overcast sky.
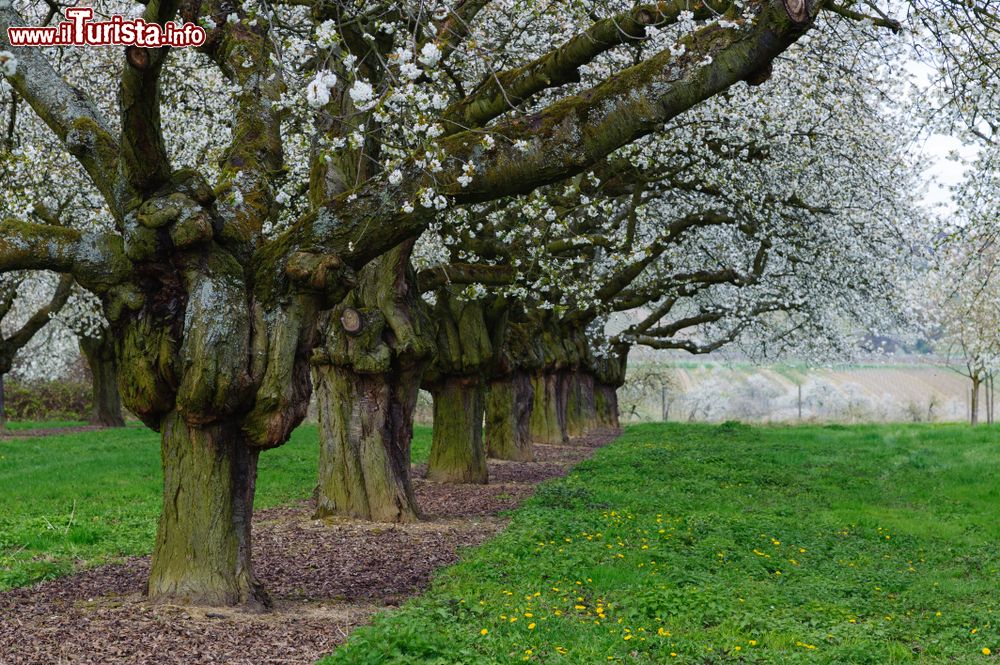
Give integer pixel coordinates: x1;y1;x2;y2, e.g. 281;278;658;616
920;133;975;214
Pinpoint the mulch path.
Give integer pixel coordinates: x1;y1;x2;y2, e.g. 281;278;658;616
0;429;620;665
0;425;108;439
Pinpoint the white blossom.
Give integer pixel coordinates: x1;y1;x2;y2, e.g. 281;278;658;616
349;79;375;110
419;42;442;67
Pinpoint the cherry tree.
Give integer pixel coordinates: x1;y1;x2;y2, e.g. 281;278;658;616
0;46;127;426
914;239;1000;425
911;1;1000;424
303;0;911;519
497;13;919;456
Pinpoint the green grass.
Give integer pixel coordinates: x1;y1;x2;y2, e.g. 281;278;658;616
0;422;432;590
322;422;1000;664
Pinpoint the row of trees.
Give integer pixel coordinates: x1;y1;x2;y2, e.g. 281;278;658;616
0;0;984;608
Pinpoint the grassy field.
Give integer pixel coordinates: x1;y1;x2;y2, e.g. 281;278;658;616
323;422;1000;664
0;423;432;590
621;361;977;423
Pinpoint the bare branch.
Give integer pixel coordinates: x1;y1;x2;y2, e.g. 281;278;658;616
417;263;515;292
4;273;73;352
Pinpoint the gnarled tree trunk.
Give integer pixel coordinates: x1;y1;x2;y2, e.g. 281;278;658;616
148;412;267;607
485;372;534;461
314;364;423;522
424;288;499;484
105;177;328;607
79;329;126;427
312;242;434;522
427;376;488;483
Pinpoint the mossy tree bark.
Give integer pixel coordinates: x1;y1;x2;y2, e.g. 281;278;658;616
529;372;566;444
524;315;583;444
591;343;628;432
560;371;585;438
79;328;126;427
148;412;267;607
428;376;488;483
485;372;535;461
594;382;621;430
563;370;598;438
314;364;424;521
425;289;500;484
102;175;331;608
313;242;434;522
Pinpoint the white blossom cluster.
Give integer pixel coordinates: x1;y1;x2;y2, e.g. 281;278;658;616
415;15;924;366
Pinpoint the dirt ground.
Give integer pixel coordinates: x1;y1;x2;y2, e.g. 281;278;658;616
0;431;618;665
0;425;106;439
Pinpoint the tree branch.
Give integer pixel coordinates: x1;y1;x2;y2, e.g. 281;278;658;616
440;0;732;135
184;2;287;245
0;219;130;291
823;2;901;32
4;273;73;352
257;0;818;294
119;1;179;194
431;0;492;63
417;263;515;292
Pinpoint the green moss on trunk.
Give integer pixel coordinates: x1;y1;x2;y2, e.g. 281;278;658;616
427;376;488;484
529;373;565;444
563;371;598;439
313;241;433;521
314;364;422;523
485;372;534;461
595;382;621;431
148;411;268;608
562;371;584;438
